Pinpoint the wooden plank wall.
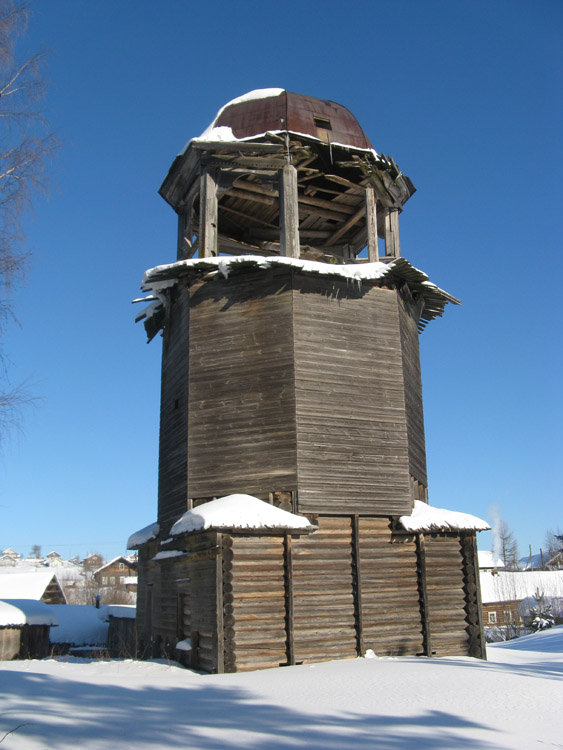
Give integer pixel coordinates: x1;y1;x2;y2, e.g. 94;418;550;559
187;271;298;500
157;281;191;533
424;534;470;656
223;535;287;672
292;516;357;663
292;277;412;515
397;293;427;488
359;518;424;656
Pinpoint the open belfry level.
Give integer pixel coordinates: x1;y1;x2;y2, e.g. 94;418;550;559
129;89;490;672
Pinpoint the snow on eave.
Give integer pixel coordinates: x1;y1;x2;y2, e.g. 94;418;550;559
93;556;135;575
170;494;315;535
0;599;58;627
127;522;160;549
139;255;459;335
399;500;490;533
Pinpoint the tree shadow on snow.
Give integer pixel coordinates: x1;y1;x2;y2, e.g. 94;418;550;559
0;664;501;750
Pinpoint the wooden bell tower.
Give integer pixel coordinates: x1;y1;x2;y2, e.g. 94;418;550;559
131;90;487;672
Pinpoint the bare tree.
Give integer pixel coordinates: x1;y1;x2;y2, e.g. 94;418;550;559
544;527;563;564
0;1;54;436
498;519;519;570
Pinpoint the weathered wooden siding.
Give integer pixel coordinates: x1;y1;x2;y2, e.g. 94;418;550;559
157;281;191;533
398;293;427;488
359;518;424;655
292;277;412;515
187;271;298;500
223;535;287;672
292;516;357;663
424;534;470;656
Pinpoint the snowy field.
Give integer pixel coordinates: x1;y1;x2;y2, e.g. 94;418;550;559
1;627;562;750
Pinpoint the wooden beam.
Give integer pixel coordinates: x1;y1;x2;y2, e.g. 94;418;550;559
284;533;295;666
324;174;365;194
298;193;357;215
216;532;225;674
199;168;218;257
416;532;433;656
365;186;379;263
223;187;276;206
323;205;365;247
352;515;364;657
279;164;300;258
384;208;401;258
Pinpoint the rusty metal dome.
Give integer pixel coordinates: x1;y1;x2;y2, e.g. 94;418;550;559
210;89;373;151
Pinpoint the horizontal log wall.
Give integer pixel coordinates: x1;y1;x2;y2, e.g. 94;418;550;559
398;293;427;488
187;272;298;500
424;534;470;656
292;277;412;515
223;535;287;672
292;516;357;663
157;282;191;533
359;518;424;656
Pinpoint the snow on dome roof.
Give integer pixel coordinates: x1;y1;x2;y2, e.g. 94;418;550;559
170;494;315;535
399;500;490;533
192;88;374;152
0;599;58;627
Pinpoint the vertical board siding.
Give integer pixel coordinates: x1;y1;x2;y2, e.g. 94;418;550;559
157;282;191;533
424;535;470;656
292;516;357;663
293;277;412;515
187;272;298;500
398;294;427;487
225;536;287;671
359;517;424;655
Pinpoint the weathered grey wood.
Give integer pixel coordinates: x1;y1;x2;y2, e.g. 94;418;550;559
324;205;364;247
199;168;218;257
284;533;295;665
352;515;364;657
365;186;379;263
384;208;401;258
279;164;300;258
216;532;225;673
416;532;433;656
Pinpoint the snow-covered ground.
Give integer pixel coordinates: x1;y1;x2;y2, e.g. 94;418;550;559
1;627;561;749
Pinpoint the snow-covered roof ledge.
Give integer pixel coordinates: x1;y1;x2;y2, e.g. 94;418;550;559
127;521;160;549
170;494;316;535
399;501;490;533
0;599;58;628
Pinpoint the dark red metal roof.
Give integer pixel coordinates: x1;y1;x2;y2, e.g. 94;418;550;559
213;90;373;150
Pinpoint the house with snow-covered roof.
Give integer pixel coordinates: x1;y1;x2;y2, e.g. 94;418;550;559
480;570;563;628
93;556;137;590
129;88;489;672
0;571;66;604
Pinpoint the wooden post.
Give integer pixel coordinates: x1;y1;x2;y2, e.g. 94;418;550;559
279;164;300;258
352;515;364;657
215;531;225;673
199;168;218;258
177;199;195;260
416;532;433;656
283;533;295;665
384;208;401;258
365;187;379;263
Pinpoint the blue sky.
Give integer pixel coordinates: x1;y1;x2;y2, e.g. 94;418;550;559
1;0;561;562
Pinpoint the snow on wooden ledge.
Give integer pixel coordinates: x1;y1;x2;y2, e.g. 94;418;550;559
170;494;316;535
127;521;160;549
399;500;490;533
